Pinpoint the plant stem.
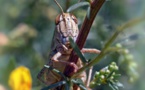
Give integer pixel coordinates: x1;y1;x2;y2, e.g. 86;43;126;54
63;0;105;77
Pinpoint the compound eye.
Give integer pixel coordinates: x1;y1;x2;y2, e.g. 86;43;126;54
71;14;78;24
55;14;61;25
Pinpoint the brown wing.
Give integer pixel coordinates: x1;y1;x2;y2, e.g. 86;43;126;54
37;25;63;85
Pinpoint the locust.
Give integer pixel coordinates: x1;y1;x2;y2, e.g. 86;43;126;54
37;0;101;89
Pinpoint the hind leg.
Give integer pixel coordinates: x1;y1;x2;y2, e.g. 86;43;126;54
81;48;101;54
51;52;79;73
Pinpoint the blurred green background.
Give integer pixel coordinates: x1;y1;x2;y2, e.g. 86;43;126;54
0;0;145;90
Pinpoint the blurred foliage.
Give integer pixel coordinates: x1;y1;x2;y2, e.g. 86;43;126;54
0;0;145;90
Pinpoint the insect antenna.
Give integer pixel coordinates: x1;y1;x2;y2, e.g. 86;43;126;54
54;0;64;14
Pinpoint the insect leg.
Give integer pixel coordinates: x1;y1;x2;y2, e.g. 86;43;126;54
80;48;101;87
51;52;79;73
81;48;101;54
51;52;62;62
37;52;62;84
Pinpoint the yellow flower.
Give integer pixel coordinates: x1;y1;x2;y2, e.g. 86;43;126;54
8;66;32;90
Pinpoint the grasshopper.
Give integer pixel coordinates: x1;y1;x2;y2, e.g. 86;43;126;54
37;0;101;89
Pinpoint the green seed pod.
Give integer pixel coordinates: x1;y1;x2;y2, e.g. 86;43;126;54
111;62;117;66
106;70;110;74
123;49;129;54
100;75;105;79
100;70;106;74
114;66;119;71
125;54;133;60
109;65;114;71
94;72;100;78
116;43;122;48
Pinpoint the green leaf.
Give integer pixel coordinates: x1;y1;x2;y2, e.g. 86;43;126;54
87;6;91;19
67;2;90;12
109;81;121;90
72;78;84;85
113;74;121;77
44;65;66;80
72;79;87;90
115;82;124;88
41;81;66;90
69;37;87;63
78;84;87;90
109;82;119;90
109;83;117;90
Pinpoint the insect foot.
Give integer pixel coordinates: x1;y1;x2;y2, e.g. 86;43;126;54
68;62;79;76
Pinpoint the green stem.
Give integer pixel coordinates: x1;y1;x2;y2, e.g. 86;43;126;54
72;16;145;78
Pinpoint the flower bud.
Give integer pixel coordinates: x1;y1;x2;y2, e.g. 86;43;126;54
116;43;122;48
106;70;110;74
